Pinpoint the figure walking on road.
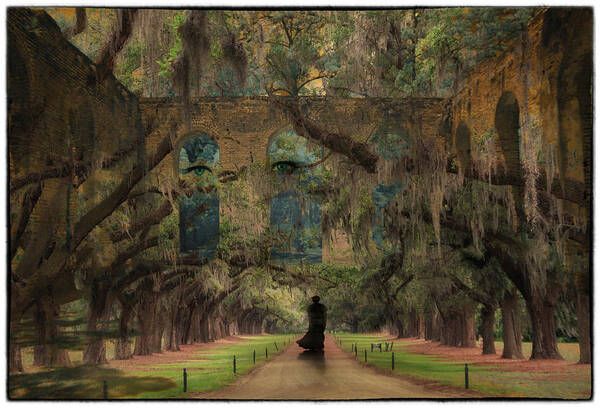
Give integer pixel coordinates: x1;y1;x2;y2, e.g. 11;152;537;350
297;296;327;351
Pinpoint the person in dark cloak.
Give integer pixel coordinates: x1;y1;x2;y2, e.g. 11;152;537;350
296;296;327;351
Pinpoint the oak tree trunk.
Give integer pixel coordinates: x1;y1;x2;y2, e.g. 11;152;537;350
152;307;164;353
501;289;524;359
527;295;562;359
395;318;405;338
83;283;109;365
576;292;591;364
460;306;477;348
33;297;71;367
83;336;107;365
481;304;497;355
9;342;24;373
114;305;133;360
165;301;181;351
418;314;426;339
134;290;157;355
199;314;210;343
425;308;441;341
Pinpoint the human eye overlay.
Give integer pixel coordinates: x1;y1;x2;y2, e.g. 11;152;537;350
179;135;220;259
268;128;324;265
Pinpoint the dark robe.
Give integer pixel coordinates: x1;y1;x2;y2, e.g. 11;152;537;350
297;302;327;350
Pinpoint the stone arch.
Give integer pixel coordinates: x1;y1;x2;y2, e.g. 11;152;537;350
439;114;453;153
175;130;219;168
178;132;220;258
455;121;472;171
267;127;323;264
266;125;294;166
494;92;521;176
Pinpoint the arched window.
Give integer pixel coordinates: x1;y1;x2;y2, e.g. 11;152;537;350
494;92;521;177
178;134;220;259
495;92;527;238
268;128;323;264
371;124;409;249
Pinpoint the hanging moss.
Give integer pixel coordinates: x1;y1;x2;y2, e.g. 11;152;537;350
221;32;248;87
179;10;210;79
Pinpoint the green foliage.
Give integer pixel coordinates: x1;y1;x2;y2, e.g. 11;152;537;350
330;8;535;97
157;12;186;79
115;41;145;94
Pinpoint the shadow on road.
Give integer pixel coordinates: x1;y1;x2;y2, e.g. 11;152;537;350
297;350;326;372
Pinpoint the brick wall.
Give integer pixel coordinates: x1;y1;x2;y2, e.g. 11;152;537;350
139;97;447;264
8;8;143;173
139;96;447;173
450;8;592;223
8;8;144;264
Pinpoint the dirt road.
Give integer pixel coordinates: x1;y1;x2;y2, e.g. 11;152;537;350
195;335;469;400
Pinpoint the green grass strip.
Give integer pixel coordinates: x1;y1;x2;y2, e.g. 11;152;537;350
332;332;591;399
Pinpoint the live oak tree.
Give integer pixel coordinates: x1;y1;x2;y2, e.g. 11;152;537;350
9;8;591;372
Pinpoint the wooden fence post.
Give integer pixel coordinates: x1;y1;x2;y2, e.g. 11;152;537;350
465;363;469;389
183;368;187;392
233;355;236;374
253;350;256;364
364;350;367;362
392;352;395;370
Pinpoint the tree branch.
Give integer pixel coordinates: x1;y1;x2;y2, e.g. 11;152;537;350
72;134;173;248
271;97;379;173
10;142;139;194
13;131;174;318
63;8;87;40
442;271;491;306
95;8;138;80
392;274;415;299
10;182;42;259
110;200;174;242
298;73;336;91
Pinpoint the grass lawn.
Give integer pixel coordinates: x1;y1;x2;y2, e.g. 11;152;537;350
10;334;296;399
333;333;591;399
133;334;294;398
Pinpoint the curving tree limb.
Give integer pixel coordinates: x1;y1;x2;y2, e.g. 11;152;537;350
63;8;87;40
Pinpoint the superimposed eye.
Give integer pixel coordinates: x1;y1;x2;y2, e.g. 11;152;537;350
272;160;298;175
184;165;212;176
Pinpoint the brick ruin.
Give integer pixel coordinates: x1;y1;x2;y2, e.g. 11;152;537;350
451;8;592;226
8;7;593;262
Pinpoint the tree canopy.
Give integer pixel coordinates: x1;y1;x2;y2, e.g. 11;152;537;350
8;7;592;376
